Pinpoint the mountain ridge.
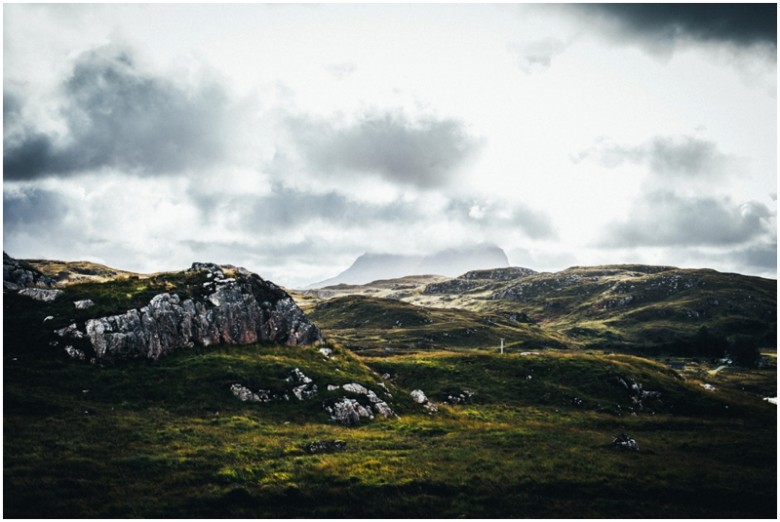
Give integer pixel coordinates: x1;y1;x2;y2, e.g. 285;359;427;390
308;243;510;288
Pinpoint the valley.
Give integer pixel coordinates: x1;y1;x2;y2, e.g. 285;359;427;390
3;255;776;518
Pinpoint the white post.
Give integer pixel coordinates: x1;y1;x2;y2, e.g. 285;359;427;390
500;338;505;355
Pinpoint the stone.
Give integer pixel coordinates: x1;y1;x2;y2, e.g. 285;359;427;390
231;384;263;402
410;389;428;404
80;265;322;361
323;397;374;426
304;440;347;454
292;383;318;401
18;288;63;302
55;323;85;339
319;347;333;358
327;385;341;391
343;382;369;395
64;345;86;360
287;368;313;384
74;299;95;309
611;433;639;451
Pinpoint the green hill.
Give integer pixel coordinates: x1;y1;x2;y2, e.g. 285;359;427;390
3;257;777;517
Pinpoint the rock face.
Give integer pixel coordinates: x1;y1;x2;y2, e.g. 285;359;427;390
80;262;322;361
3;252;57;290
18;288;64;302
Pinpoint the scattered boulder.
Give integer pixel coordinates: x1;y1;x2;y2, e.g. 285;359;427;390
303;440;346;454
444;388;475;405
231;384;267;403
611;433;639;451
64;345;86;360
411;389;438;414
323;397;374;426
74;299;95;309
18;288;63;302
410;389;428;404
701;383;716;392
340;382;395;418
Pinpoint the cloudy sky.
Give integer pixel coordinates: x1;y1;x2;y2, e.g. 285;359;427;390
3;3;777;287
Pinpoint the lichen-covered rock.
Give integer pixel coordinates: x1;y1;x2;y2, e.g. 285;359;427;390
3;252;57;291
74;299;95;309
81;263;322;360
18;288;63;302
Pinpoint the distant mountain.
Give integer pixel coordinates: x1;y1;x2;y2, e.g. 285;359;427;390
309;244;510;288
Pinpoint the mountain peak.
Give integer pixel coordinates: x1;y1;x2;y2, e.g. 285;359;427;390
309;244;510;288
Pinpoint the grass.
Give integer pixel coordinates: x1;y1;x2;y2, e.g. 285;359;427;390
4;339;776;518
4;263;776;518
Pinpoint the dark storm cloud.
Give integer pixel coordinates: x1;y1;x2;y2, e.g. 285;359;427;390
447;199;556;240
3;187;68;230
728;242;778;272
573;3;776;49
190;184;424;231
573;136;732;178
600;191;771;248
285;112;481;188
4;44;234;180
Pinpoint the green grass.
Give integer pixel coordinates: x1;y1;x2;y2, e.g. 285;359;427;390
4;340;776;518
4;264;776;518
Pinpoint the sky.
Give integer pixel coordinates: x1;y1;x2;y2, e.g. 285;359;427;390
3;3;777;287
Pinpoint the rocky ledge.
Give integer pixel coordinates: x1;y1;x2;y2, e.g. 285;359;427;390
58;262;322;361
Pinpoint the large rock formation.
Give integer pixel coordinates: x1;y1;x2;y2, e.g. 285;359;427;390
65;262;321;361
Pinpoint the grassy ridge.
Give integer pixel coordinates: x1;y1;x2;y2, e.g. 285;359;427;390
308;295;567;355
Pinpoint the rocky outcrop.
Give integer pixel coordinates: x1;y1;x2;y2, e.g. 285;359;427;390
323;381;396;425
18;288;64;302
3;252;57;291
71;262;321;361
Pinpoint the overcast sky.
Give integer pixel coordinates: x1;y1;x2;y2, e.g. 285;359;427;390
3;3;777;287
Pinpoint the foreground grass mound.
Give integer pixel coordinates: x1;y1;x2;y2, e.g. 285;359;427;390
4;342;776;518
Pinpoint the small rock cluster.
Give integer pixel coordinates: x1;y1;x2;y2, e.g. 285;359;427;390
611;433;639;451
411;389;438;414
444;388;475;405
287;368;318;400
608;374;662;413
303;440;346;454
324;382;396;425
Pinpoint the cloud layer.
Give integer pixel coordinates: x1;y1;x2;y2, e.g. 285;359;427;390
285;112;481;189
4;45;236;180
601;191;771;248
573;3;777;50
